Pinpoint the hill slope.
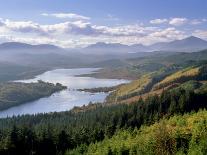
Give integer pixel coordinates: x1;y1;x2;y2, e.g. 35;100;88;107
82;110;207;155
153;65;207;90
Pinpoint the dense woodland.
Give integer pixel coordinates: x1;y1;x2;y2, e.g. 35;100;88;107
81;109;207;155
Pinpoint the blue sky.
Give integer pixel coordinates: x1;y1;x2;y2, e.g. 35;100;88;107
0;0;206;47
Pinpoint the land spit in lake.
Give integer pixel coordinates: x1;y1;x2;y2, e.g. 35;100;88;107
77;85;123;93
0;81;67;111
0;68;129;118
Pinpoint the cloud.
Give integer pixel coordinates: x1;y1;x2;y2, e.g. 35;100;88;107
0;19;97;36
0;18;158;37
0;18;191;48
148;27;186;42
190;19;202;25
150;17;206;26
202;19;207;22
42;21;99;35
169;18;188;26
41;13;90;20
93;24;158;37
3;19;47;35
193;30;207;39
0;18;4;26
150;18;168;24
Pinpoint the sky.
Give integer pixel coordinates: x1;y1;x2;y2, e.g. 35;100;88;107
0;0;206;48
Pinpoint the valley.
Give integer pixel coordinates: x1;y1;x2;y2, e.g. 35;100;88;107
1;1;207;154
0;68;128;117
0;22;207;155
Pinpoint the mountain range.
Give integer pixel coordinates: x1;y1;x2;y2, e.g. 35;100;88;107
84;36;207;53
0;42;60;50
0;36;207;54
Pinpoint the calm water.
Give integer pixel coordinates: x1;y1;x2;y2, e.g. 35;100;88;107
0;68;129;118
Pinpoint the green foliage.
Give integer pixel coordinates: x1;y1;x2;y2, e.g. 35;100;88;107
82;110;207;155
0;81;66;110
0;84;206;154
1;54;207;154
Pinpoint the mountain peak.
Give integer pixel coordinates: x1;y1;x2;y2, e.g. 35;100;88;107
184;36;206;42
0;42;60;50
86;42;128;49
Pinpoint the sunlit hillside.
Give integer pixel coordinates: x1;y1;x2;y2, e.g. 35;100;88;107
78;110;207;155
153;65;207;90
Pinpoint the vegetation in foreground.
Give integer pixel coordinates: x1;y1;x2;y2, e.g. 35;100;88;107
1;50;207;154
0;79;207;154
0;81;66;111
75;110;207;155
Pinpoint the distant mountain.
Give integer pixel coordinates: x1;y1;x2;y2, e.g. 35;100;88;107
130;44;151;52
149;36;207;52
1;36;207;55
87;42;129;49
84;42;130;54
0;42;61;50
84;36;207;53
84;42;150;54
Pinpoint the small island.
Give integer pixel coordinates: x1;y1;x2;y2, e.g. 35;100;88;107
0;80;67;111
77;85;121;93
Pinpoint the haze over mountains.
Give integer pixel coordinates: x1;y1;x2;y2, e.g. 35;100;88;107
0;42;60;50
83;36;207;53
0;36;207;73
0;36;207;54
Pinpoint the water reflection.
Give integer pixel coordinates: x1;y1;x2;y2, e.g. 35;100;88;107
0;68;129;118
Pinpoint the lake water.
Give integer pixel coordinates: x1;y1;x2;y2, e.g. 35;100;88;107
0;68;129;118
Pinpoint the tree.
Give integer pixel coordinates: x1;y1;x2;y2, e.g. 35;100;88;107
57;130;71;154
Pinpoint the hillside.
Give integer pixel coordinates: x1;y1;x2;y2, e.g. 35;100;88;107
106;62;207;104
81;110;207;155
106;74;153;102
153;65;207;90
0;81;66;111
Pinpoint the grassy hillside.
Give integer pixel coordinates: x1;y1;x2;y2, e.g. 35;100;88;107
153;66;200;90
106;74;152;102
106;65;181;103
106;62;207;104
71;110;207;155
153;65;207;90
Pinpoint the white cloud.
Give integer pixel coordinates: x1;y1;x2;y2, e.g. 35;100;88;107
150;17;206;26
41;13;90;20
147;27;186;42
3;19;47;35
193;30;207;39
190;19;202;25
0;18;191;48
202;19;207;22
0;18;159;37
169;18;188;26
150;18;168;24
